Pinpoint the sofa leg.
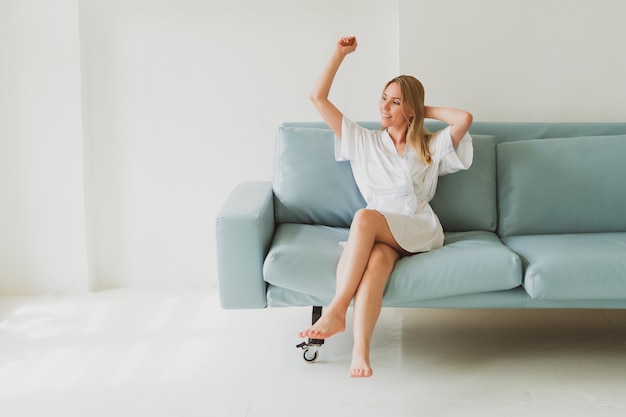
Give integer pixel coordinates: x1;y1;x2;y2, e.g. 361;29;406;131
295;306;325;362
310;306;325;345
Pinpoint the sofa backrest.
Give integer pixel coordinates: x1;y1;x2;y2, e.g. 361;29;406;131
497;133;626;236
274;121;626;234
273;123;498;232
273;126;365;227
477;121;626;236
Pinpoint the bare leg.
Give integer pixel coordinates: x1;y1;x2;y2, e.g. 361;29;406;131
350;243;399;378
298;209;405;340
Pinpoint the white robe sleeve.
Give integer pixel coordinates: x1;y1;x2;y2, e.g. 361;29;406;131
334;116;371;162
433;126;473;176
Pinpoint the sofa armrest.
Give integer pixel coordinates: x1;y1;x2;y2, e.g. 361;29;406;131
216;181;275;309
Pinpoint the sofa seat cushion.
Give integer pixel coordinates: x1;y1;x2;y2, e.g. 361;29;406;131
263;224;521;302
384;231;521;303
503;233;626;300
263;224;348;298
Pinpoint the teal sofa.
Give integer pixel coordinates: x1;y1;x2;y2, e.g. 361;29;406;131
217;121;626;358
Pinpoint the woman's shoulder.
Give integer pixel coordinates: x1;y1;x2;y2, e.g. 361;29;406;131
342;116;382;140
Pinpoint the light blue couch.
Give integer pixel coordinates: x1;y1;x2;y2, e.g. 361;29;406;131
217;121;626;356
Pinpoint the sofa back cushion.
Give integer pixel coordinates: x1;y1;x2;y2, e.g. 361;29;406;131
273;126;365;227
274;125;497;232
430;134;497;231
497;134;626;236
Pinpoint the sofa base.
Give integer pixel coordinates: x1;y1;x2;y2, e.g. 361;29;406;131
267;285;626;309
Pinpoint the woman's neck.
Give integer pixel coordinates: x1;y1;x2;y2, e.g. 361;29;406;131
387;126;407;146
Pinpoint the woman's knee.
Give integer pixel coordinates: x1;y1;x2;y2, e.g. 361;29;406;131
367;243;399;275
351;209;381;232
352;208;372;224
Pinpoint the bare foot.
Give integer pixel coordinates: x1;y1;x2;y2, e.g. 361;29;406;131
298;311;345;339
349;354;373;378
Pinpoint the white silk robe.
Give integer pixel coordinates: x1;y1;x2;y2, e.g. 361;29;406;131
335;117;473;253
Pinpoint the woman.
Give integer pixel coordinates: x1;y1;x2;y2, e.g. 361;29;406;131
299;36;473;378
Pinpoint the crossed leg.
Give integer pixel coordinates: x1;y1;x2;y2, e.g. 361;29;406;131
298;209;406;377
349;242;399;377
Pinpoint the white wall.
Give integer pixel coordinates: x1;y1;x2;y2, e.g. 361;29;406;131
0;0;89;294
399;0;626;122
2;0;624;294
79;0;399;289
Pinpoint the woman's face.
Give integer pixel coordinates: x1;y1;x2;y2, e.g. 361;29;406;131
380;82;411;131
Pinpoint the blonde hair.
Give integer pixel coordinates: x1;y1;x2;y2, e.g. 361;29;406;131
383;75;434;164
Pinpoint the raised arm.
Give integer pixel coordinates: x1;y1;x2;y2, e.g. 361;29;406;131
310;36;358;138
425;106;473;149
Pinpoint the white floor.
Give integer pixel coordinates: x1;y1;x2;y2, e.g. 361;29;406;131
1;288;626;416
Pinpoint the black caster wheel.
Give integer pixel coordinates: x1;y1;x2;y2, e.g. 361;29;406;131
303;347;319;363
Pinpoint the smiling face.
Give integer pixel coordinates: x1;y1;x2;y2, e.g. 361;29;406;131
380;82;412;132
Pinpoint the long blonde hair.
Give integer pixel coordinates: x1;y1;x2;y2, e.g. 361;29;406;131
383;75;433;164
